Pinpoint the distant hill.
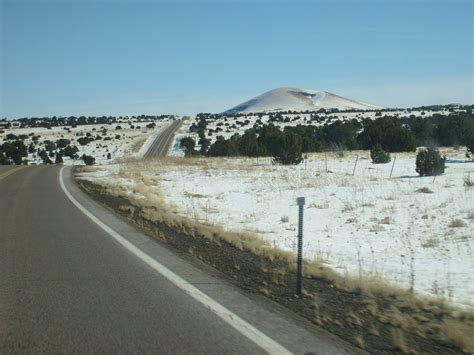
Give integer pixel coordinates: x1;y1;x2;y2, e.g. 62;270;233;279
224;87;384;114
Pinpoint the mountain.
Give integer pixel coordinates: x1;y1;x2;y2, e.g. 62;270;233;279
224;87;384;114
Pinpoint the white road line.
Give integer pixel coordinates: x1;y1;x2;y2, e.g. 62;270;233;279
59;167;292;355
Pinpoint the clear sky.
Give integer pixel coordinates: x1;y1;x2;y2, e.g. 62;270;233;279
1;0;472;118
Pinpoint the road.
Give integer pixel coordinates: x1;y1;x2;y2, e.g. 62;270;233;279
0;165;361;354
144;120;183;158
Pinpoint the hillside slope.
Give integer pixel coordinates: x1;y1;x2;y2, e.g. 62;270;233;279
224;87;384;113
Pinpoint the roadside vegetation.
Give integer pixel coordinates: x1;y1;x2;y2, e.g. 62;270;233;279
76;155;474;354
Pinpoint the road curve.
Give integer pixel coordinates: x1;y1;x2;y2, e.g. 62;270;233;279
144;120;182;158
0;166;362;354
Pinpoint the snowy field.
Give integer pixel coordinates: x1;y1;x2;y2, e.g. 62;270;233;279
0;119;173;165
79;147;474;309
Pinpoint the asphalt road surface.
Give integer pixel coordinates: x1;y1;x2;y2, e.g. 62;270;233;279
144;120;182;158
0;165;362;354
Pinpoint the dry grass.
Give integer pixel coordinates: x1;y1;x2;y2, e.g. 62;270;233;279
449;218;467;228
464;174;474;187
342;203;355;213
466;211;474;220
183;192;209;198
354;335;365;349
308;202;329;209
368;324;380;337
280;215;289;223
378;305;418;331
391;329;410;353
347;311;363;327
416;187;433;194
87;175;287;260
76;165;100;173
131;136;148;153
442;319;474;353
421;238;440;248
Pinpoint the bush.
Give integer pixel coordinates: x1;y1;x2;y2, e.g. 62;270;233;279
0;140;28;164
415;148;445;176
56;138;70;149
38;149;53;164
370;144;391;164
207;135;238;157
272;132;303;165
55;153;63;164
64;145;79;159
180;136;197;157
82;154;95;166
465;136;474;159
77;136;94;146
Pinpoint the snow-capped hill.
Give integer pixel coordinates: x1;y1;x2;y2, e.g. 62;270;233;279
224;87;384;114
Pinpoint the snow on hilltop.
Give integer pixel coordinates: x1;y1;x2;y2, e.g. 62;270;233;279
224;87;384;114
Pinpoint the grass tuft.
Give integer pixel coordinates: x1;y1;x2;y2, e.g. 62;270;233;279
449;218;466;228
354;335;365;349
442;319;474;354
464;174;474;187
391;329;409;353
416;187;433;194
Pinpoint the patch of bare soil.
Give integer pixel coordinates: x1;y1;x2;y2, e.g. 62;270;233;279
77;178;472;354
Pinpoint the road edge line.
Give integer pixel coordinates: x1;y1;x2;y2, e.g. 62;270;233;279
59;166;292;355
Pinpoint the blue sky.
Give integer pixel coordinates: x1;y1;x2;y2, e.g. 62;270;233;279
1;0;472;118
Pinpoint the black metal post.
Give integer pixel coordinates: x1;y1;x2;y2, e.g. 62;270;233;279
390;156;396;178
352;155;359;176
296;197;305;296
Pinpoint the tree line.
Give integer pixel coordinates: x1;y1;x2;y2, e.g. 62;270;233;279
181;110;474;165
1;115;175;129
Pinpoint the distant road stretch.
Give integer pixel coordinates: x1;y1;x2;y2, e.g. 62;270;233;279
144;120;182;158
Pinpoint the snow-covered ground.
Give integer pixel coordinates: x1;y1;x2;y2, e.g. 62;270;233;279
0;119;173;164
169;117;194;157
79;147;474;309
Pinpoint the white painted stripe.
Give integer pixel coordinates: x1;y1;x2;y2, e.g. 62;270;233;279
59;167;292;355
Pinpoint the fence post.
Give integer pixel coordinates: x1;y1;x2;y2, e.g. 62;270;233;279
296;197;305;296
390;156;396;178
352;155;359;176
